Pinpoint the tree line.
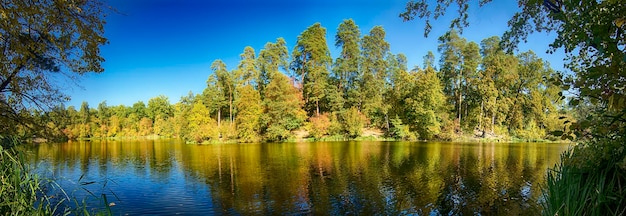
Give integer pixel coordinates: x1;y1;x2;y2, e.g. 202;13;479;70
32;20;569;143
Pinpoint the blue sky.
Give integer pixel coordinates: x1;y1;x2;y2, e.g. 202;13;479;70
65;0;566;107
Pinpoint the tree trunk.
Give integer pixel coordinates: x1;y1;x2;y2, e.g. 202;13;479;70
0;66;22;93
480;100;484;134
457;71;463;125
316;100;320;116
385;113;390;132
229;93;233;125
491;97;497;134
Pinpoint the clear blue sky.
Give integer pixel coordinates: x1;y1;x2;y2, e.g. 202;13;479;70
66;0;566;107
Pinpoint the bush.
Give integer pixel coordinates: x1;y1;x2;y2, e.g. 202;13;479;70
307;113;331;139
342;107;365;138
389;116;417;140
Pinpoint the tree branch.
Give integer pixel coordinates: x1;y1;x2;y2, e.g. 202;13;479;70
0;65;23;93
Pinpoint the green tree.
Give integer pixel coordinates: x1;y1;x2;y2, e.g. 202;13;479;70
186;99;218;143
203;75;226;127
79;102;91;138
262;73;306;141
236;85;262;142
291;23;332;116
147;95;173;136
360;26;390;128
334;19;361;109
258;38;289;96
0;0;107;134
131;101;148;120
387;53;411;121
236;46;259;86
477;36;517;135
343;107;365;138
147;95;173;121
406;66;446;139
460;41;481;129
438;30;468;127
401;2;626;213
210;59;233;126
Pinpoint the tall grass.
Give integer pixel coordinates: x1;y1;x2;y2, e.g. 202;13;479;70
543;146;626;216
0;135;58;215
0;135;106;215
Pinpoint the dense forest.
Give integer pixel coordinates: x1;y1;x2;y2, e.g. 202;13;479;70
30;20;569;143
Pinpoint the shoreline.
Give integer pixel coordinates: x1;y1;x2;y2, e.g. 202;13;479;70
44;133;572;144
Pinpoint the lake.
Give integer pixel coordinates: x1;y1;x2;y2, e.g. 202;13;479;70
25;140;569;215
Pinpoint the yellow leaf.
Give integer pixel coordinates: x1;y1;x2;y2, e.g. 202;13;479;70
616;18;626;28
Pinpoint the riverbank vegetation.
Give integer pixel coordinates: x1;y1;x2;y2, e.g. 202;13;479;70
401;0;626;215
2;0;623;214
25;21;571;144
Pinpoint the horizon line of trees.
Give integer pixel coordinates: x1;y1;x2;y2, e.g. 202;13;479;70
31;19;571;143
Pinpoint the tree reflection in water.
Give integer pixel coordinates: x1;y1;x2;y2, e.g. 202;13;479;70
27;140;567;215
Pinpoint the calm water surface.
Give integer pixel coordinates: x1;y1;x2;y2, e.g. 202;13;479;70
25;140;568;215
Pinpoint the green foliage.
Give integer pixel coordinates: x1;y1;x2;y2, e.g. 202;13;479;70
406;66;445;140
262;74;306;141
26;19;568;144
334;19;361;109
0;146;55;215
147;95;173;121
186;100;218;143
544;139;626;216
389;115;416;140
0;0;108;135
258;38;289;95
326;112;344;136
342;107;365;138
402;1;626;215
236;85;262;142
360;26;390;127
291;23;332;116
